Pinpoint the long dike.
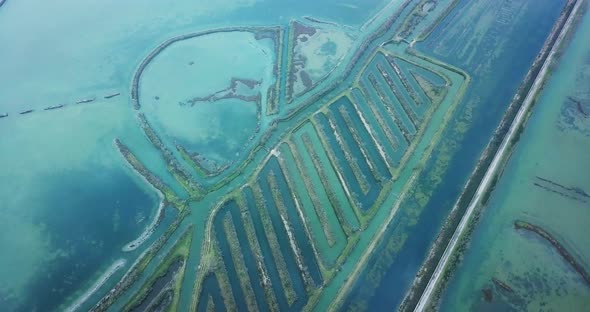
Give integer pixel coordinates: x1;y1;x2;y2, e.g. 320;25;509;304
410;0;585;310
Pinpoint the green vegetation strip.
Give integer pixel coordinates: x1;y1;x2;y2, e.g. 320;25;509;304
300;126;360;233
347;92;397;171
90;208;190;312
222;212;259;312
336;106;384;183
211;235;239;312
252;183;298;306
367;73;414;143
356;85;403;157
267;171;315;292
276;147;330;268
206;295;215;312
236;194;280;311
137;114;203;199
266;28;284;116
115;139;186;211
415;0;462;42
123;225;194;312
284;141;337;250
387;57;422;106
177;144;222;178
411;71;447;104
310;117;364;220
376;61;421;126
397;0;433;39
325;112;372;196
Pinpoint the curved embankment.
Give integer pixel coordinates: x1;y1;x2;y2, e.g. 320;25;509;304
65;259;127;312
130;26;281;109
122;199;166;252
412;0;585;310
514;220;590;286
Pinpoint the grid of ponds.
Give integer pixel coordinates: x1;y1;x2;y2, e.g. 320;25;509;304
194;45;462;310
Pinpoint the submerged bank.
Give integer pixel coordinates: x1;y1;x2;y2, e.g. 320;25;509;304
514;220;590;287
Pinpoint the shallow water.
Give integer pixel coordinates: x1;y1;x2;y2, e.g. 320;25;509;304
2;0;584;311
440;7;590;311
0;98;160;311
342;0;567;309
0;0;386;310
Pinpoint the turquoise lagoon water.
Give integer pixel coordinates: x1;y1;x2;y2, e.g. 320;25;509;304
440;6;590;311
0;98;162;311
3;0;582;311
341;0;567;309
0;0;387;311
138;31;274;167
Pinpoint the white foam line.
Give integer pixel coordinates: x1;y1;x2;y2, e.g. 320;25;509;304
65;259;127;312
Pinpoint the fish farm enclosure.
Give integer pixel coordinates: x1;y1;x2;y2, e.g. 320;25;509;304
0;0;589;311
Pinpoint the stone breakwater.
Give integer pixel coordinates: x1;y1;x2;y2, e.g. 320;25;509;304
0;91;121;120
